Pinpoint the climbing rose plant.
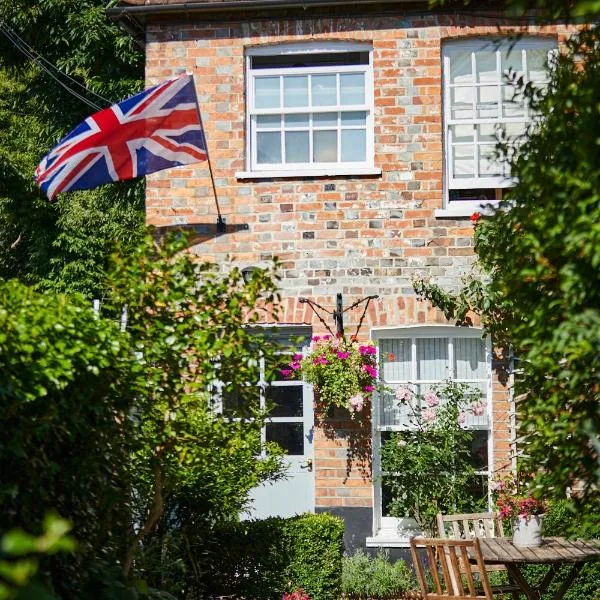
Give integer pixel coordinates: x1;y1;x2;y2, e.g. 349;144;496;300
380;381;486;534
288;336;378;416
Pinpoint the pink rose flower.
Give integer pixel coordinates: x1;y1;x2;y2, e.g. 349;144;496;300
423;391;440;407
422;407;437;422
395;387;413;402
471;400;487;416
337;351;350;360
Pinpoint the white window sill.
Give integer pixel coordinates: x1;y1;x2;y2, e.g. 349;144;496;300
366;535;412;548
235;167;381;180
435;202;500;219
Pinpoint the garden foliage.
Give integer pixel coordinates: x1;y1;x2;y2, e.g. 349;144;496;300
414;26;600;529
341;549;415;599
0;234;287;598
0;279;137;596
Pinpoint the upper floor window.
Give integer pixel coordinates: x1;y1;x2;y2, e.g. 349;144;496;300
442;37;556;213
242;42;376;178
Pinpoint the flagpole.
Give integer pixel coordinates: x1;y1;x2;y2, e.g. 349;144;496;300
190;74;226;234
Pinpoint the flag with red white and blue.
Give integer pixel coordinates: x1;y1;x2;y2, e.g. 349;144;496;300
34;74;207;201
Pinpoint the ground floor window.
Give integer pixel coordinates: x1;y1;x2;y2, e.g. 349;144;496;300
369;326;492;544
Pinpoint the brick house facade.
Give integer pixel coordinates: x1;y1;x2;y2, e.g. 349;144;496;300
110;0;575;551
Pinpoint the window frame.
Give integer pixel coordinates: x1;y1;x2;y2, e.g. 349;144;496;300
238;41;379;179
440;36;557;216
214;325;313;459
367;325;493;547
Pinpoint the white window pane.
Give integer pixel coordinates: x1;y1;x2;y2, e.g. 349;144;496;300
313;112;337;127
501;47;523;81
451;124;474;143
257;115;281;129
454;338;487;379
313;130;337;162
502;85;526;117
478;145;501;176
462;382;488;429
340;73;365;105
255;77;280;109
341;129;366;162
284;113;309;127
285;131;309;163
476;51;497;83
452;145;475;178
451;87;474;120
380;339;412;382
504;121;528;140
477;86;499;119
450;52;473;84
417;338;449;380
257;131;281;163
341;111;367;126
312;74;337;106
527;48;550;83
283;75;308;108
478;123;497;143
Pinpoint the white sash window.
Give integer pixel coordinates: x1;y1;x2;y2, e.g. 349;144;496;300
241;42;376;178
442;37;557;213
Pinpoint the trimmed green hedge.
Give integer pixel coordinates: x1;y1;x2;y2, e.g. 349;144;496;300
200;512;344;600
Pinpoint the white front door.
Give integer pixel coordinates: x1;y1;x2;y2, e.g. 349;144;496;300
245;377;314;519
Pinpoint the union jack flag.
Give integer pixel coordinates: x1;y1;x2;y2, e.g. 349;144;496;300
34;74;207;201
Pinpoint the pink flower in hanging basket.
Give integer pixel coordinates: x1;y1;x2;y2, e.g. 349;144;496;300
349;393;365;412
363;364;378;378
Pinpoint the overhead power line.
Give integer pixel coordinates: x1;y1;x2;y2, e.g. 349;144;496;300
0;21;112;111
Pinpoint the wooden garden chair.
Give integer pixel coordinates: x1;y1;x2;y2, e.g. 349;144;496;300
410;536;494;599
436;512;520;598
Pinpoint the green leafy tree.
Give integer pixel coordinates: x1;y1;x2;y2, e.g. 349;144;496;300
105;233;286;592
415;26;600;528
0;0;144;296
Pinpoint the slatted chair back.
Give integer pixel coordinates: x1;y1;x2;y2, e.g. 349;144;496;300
410;537;494;600
437;512;504;541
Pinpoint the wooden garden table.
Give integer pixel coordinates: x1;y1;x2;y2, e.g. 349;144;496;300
476;536;600;600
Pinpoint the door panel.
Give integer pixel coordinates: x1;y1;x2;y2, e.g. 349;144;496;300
244;381;314;519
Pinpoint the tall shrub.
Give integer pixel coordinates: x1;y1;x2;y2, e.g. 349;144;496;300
0;279;137;597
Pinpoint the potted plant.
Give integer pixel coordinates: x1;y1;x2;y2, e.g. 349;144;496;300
283;335;379;418
493;476;548;547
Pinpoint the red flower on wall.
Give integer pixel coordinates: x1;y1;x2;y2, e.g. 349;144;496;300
470;212;481;224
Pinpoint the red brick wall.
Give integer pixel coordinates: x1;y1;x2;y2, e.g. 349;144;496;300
142;12;575;511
